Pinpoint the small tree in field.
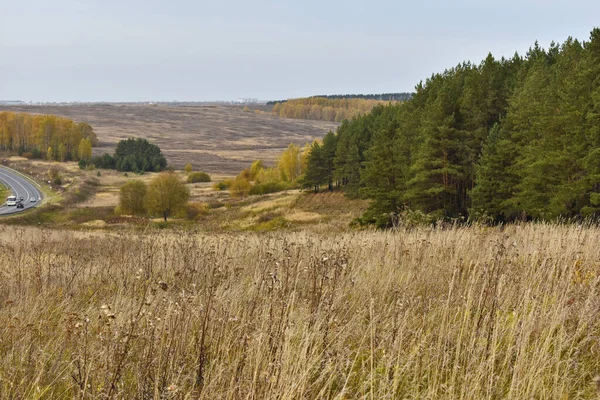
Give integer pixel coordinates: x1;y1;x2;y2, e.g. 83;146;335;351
119;180;147;216
184;163;193;173
146;172;190;221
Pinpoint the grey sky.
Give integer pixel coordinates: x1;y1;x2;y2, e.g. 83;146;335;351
1;0;598;102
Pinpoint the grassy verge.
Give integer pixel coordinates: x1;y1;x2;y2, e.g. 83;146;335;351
0;182;8;202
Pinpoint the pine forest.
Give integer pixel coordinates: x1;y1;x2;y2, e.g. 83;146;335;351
302;29;600;226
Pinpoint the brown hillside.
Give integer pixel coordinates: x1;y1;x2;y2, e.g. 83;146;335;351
0;104;339;174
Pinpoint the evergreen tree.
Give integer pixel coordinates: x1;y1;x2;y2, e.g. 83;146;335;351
470;124;521;221
359;106;411;227
301;141;326;193
113;138;166;172
321;131;338;191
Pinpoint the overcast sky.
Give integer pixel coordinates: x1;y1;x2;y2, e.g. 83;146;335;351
1;0;598;102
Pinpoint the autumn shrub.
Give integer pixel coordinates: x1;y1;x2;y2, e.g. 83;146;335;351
187;171;211;183
118;179;148;216
248;181;289;196
229;176;251;198
48;166;61;181
185;202;209;220
213;179;233;191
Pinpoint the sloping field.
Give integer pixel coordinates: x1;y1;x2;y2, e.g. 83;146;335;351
0;104;339;174
0;224;599;398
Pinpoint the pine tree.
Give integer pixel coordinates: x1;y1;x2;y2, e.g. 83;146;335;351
404;73;471;218
301;141;326;193
470;124;521;221
321;131;338;191
359;107;411;227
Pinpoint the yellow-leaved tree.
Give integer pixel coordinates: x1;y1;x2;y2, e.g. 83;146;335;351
58;143;67;162
118;180;148;216
78;138;93;160
146;172;190;221
277;144;303;182
229;176;251;198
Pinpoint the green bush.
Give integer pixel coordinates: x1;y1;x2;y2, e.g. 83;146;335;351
187;171;211;183
248;181;289;196
213;179;233;191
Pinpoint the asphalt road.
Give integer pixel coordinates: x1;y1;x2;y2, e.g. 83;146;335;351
0;166;43;215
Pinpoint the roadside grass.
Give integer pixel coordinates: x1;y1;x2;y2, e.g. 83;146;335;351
0;182;7;202
1;224;599;398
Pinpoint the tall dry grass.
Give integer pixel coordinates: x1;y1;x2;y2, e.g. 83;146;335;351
0;224;599;398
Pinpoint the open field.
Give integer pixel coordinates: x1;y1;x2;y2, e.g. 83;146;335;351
0;156;369;232
0;104;339;174
1;224;599;398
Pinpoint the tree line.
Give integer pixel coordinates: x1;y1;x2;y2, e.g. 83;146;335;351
271;97;396;122
309;93;413;101
266;93;412;106
83;138;167;173
0;112;97;161
302;29;600;226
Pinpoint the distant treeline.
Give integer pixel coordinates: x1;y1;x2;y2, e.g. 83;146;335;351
301;29;600;226
272;97;396;122
266;92;412;106
310;93;413;101
0;112;97;161
266;100;287;106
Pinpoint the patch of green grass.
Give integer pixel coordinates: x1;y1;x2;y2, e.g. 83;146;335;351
246;216;289;232
0;183;8;203
4;204;63;225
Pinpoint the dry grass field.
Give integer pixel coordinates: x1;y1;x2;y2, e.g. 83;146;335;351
0;104;339;174
1;224;599;398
